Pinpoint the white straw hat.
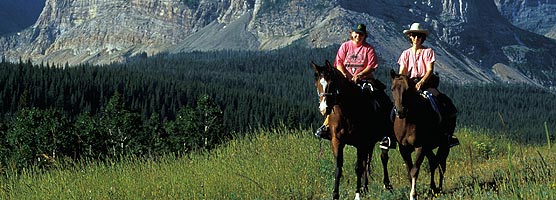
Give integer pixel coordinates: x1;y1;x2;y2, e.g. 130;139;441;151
403;23;429;36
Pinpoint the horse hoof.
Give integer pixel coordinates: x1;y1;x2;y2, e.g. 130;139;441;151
354;193;361;200
384;184;393;190
431;188;442;196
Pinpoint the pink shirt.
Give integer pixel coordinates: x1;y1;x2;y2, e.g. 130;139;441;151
397;47;436;78
334;41;378;79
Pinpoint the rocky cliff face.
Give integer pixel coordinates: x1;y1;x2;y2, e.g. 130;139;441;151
1;0;555;89
1;0;220;64
495;0;556;39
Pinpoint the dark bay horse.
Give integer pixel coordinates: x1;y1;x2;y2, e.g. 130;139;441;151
312;60;393;200
390;70;456;200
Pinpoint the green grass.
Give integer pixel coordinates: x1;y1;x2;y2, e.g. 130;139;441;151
1;127;555;199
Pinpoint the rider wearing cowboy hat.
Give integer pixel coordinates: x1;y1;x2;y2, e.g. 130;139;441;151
316;23;395;149
397;22;459;147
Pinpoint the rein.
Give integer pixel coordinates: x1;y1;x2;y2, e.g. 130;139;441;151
392;75;413;119
318;68;341;109
319;91;337;97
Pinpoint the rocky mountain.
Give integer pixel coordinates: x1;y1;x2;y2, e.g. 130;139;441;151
495;0;556;39
1;0;555;90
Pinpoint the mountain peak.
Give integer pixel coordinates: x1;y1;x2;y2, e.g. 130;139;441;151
1;0;555;90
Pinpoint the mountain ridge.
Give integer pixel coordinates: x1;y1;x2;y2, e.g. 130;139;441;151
1;0;555;90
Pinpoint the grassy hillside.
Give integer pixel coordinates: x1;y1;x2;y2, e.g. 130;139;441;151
1;126;554;199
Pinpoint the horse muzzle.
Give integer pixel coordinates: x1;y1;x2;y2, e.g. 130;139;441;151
319;99;328;115
393;107;407;119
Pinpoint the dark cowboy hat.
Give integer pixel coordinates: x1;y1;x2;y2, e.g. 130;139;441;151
351;24;367;35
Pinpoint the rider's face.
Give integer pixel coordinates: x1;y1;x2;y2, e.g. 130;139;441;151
409;33;425;45
351;31;365;44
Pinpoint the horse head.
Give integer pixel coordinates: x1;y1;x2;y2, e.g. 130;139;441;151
390;69;415;119
312;60;341;116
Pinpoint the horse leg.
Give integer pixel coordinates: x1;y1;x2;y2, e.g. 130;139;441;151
409;147;425;200
436;146;450;192
399;146;414;183
425;149;439;194
380;148;393;190
362;151;371;194
354;146;370;200
332;140;345;200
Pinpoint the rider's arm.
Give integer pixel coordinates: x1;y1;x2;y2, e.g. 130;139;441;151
357;66;375;79
398;64;408;75
416;61;434;90
416;49;436;90
335;43;350;78
398;50;409;75
358;47;378;79
336;65;349;78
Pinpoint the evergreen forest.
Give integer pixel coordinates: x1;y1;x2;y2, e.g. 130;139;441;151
0;46;555;170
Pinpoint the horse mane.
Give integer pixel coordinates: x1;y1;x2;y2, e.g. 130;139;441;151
391;72;415;92
314;60;363;103
390;70;438;123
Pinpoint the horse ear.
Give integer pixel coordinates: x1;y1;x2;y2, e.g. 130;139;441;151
390;69;397;79
325;60;334;71
311;61;319;73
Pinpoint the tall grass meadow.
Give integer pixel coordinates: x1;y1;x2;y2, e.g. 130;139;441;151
1;126;555;199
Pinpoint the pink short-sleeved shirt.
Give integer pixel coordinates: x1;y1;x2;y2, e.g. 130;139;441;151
334;41;378;79
397;47;435;78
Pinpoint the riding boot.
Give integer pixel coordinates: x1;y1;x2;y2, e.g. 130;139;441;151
449;135;460;147
314;124;330;139
373;90;395;149
436;93;460;147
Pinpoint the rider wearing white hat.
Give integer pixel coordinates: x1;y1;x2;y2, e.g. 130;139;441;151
397;22;460;147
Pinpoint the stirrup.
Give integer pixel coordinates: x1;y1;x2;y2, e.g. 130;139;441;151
314;125;329;139
379;137;391;150
449;136;460;148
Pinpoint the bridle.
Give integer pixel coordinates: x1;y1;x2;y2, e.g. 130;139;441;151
392;75;410;119
316;66;340;116
318;78;339;98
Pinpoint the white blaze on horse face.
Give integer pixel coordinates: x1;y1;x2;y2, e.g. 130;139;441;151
318;78;328;115
319;78;328;91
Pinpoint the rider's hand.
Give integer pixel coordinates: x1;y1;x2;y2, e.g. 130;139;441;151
416;81;423;90
352;75;359;83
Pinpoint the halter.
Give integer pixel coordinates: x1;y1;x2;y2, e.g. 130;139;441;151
391;74;411;119
315;63;341;115
318;90;338;98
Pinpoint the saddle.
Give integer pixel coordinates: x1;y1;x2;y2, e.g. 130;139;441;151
412;73;457;123
419;89;458;124
358;79;392;115
358;78;387;92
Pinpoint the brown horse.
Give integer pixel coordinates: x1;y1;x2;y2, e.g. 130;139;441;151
312;60;393;200
389;70;455;200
